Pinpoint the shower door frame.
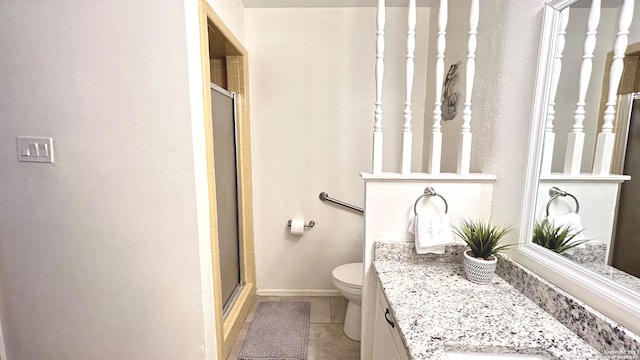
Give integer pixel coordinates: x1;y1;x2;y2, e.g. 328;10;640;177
611;92;640;174
198;3;257;359
210;83;245;318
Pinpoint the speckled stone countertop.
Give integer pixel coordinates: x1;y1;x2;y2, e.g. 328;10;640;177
373;244;605;360
579;262;640;293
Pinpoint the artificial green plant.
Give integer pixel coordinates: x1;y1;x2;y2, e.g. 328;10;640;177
453;219;513;260
532;220;589;254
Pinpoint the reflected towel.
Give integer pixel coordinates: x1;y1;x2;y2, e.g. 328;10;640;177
546;213;586;252
408;213;455;254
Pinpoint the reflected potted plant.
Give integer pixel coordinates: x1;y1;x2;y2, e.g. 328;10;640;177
532;220;589;254
453;219;513;285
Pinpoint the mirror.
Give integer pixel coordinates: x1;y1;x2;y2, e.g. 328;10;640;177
513;0;640;334
533;0;640;292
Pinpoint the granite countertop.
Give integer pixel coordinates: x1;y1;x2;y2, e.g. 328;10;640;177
578;262;640;293
373;246;605;360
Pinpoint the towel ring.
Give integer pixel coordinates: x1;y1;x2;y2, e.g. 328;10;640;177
413;187;448;215
545;186;580;217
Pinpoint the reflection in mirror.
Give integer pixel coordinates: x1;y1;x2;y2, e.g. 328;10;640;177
534;0;640;294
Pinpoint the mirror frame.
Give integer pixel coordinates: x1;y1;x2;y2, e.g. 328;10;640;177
509;0;640;334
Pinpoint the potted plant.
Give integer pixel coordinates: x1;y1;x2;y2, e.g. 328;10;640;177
532;220;589;254
453;219;513;285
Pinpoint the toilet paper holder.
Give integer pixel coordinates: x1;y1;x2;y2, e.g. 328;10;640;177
287;219;316;228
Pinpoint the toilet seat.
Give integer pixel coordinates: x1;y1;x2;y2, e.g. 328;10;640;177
332;263;363;289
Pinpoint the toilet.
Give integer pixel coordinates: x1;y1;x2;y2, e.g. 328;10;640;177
332;262;363;341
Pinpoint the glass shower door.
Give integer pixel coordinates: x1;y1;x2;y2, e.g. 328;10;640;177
612;95;640;278
210;83;243;316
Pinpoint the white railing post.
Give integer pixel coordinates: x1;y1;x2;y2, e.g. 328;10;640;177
373;0;385;174
564;0;600;175
429;0;447;174
456;0;478;175
541;8;570;175
593;0;634;175
401;0;417;175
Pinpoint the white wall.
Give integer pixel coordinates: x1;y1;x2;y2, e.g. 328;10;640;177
364;178;495;243
0;1;209;359
481;0;548;240
183;0;218;357
246;7;430;292
206;0;246;45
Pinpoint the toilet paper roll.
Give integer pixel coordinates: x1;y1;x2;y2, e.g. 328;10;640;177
290;218;306;235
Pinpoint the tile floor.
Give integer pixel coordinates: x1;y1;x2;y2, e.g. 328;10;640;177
226;296;361;360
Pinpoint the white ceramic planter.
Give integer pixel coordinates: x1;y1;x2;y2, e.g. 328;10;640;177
463;250;497;285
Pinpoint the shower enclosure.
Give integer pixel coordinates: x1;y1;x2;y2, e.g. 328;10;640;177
611;93;640;277
210;83;243;316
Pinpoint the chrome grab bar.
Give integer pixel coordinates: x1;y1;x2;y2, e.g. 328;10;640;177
319;192;364;214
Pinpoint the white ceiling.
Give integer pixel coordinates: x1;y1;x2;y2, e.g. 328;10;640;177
241;0;437;8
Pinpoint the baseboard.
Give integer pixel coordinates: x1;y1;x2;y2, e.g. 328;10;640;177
256;289;341;297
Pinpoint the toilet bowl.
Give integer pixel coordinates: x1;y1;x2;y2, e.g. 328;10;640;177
332;262;363;341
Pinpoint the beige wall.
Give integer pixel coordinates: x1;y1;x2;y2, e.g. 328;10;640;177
246;7;430;293
0;1;210;359
618;56;640;93
210;59;228;89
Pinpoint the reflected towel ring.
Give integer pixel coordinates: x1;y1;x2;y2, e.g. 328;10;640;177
413;187;449;215
545;186;580;217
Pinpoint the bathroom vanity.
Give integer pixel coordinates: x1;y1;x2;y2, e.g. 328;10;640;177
371;243;609;360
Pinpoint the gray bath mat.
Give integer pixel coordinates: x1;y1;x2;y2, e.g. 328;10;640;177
239;301;310;360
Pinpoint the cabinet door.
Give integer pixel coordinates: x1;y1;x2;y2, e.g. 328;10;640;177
372;298;402;360
373;282;410;360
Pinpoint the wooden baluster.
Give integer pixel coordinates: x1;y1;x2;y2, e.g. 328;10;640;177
541;8;570;175
429;0;447;174
401;0;416;175
457;0;478;175
593;0;634;175
373;0;385;174
564;0;600;175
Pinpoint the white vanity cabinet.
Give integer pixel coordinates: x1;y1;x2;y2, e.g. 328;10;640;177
372;280;409;360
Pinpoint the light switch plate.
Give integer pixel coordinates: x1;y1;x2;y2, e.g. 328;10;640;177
17;136;54;163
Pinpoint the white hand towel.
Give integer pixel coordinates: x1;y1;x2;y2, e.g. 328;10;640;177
408;213;455;254
546;213;586;252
